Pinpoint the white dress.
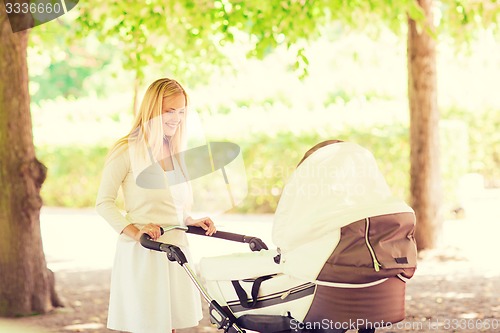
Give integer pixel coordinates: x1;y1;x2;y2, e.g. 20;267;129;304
96;147;203;333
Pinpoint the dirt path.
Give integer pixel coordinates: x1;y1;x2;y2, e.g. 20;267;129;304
3;246;498;333
5;192;500;333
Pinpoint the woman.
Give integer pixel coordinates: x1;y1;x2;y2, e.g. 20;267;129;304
96;78;216;333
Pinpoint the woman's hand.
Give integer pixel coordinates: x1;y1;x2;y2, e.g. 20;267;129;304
135;223;162;241
186;217;216;236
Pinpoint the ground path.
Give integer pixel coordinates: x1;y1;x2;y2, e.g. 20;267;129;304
4;189;500;333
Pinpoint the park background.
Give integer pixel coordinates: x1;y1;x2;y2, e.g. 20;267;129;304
1;1;500;332
31;27;499;214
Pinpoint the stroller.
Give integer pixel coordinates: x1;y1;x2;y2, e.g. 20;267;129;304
141;142;418;333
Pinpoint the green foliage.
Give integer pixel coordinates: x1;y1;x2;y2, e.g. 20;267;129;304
30;59;98;104
26;0;425;88
36;105;499;212
442;107;500;187
34;127;410;211
27;0;499;96
71;1;230;86
323;89;355;107
233;125;411;213
437;0;500;42
28;27;132;103
36;145;108;207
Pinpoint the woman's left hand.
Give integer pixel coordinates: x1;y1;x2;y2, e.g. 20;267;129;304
187;217;217;236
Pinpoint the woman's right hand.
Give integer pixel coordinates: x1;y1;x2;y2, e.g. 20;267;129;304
135;223;162;241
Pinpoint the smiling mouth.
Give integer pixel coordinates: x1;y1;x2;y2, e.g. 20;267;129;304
165;123;179;128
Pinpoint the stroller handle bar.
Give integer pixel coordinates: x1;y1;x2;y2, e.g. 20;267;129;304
139;228;189;265
186;226;269;251
139;225;269;253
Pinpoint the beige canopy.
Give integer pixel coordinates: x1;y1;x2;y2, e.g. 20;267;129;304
272;142;414;281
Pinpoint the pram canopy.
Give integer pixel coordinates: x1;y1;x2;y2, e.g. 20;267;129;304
272;142;415;282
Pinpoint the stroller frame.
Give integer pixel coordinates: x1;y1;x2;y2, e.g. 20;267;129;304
141;226;378;333
140;225;297;333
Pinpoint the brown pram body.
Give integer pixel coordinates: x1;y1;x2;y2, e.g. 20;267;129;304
197;214;416;333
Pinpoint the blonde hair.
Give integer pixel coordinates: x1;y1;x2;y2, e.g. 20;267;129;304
107;78;188;165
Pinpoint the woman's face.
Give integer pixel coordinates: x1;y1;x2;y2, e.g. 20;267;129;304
161;94;186;137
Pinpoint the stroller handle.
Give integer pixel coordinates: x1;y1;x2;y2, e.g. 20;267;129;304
186;226;268;251
139;225;269;252
139;227;167;252
140;229;189;265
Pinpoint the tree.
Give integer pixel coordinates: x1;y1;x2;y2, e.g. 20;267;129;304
407;0;440;250
0;6;62;316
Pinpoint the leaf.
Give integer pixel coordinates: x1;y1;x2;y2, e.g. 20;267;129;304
408;0;426;22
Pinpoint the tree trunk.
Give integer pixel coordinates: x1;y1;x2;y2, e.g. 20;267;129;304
132;71;141;116
407;0;442;250
0;8;62;317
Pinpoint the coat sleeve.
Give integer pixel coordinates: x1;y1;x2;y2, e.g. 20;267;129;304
95;149;132;234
